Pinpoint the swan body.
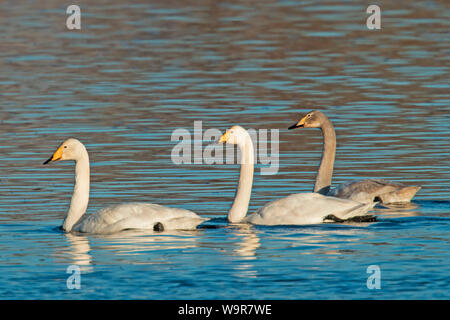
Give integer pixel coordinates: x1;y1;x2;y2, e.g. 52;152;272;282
245;193;375;225
218;126;375;225
329;179;420;204
72;203;205;234
43;138;206;234
288;111;421;204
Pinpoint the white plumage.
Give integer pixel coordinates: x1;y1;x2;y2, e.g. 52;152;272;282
218;126;376;225
73;203;205;234
44;138;206;234
246;193;375;225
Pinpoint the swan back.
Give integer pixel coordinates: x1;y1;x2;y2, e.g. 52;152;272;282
246;193;375;225
73;203;206;234
330;179;420;203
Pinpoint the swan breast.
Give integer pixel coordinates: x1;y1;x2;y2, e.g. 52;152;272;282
245;193;373;225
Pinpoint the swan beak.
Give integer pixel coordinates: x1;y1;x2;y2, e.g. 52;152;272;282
43;145;63;165
288;115;307;130
218;131;229;144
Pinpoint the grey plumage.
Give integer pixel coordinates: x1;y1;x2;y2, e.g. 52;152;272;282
289;111;421;204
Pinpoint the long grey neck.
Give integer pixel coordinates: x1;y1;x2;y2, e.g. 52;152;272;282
62;152;90;232
314;117;336;195
228;136;254;223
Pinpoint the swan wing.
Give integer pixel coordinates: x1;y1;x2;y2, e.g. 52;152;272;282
245;193;375;225
73;203;206;234
330;179;420;203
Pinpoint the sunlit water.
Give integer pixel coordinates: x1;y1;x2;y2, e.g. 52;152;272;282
0;1;449;299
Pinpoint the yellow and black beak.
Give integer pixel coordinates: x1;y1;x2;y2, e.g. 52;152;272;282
288;115;307;130
43;145;63;165
218;131;229;144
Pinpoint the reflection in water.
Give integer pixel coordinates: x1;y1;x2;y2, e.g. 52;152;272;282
230;223;261;259
310;227;373;256
0;0;448;299
64;233;92;272
93;229;203;256
228;224;261;279
374;202;421;218
266;224;374;256
53;229;206;276
62;229;204;267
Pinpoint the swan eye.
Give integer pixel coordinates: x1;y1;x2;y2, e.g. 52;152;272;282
64;146;67;149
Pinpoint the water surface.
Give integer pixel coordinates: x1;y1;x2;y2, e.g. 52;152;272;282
0;0;449;299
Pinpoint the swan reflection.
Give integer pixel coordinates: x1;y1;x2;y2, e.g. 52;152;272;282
227;224;261;279
262;224;374;256
61;229;204;270
373;202;420;217
230;223;261;259
64;233;93;272
89;229;203;255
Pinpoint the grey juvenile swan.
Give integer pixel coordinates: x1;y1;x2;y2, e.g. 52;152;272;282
288;111;421;204
43;138;206;234
218;125;376;225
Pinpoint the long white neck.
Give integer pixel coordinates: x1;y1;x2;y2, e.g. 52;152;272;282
314;117;336;195
228;134;254;223
62;151;90;232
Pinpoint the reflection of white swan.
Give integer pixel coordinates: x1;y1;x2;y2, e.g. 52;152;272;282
230;224;260;258
43;138;206;234
64;233;93;272
61;229;201;268
288;111;421;203
371;202;420;218
219;126;375;225
299;227;373;256
226;224;260;278
94;229;201;255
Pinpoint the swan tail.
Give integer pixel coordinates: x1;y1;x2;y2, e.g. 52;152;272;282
323;214;377;223
322;201;377;223
153;222;164;232
344;215;377;223
323;214;344;223
378;186;421;203
339;202;377;220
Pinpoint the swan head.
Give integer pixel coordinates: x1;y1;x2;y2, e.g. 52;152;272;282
288;110;326;130
43;138;87;164
218;125;249;146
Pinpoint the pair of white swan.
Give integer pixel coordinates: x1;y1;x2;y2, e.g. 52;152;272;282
217;126;376;225
44;123;378;234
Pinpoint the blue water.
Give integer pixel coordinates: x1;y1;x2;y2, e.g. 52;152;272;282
0;0;449;299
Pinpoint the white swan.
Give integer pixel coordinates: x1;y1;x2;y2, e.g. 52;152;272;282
288;111;421;203
43;138;206;234
218;126;376;225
